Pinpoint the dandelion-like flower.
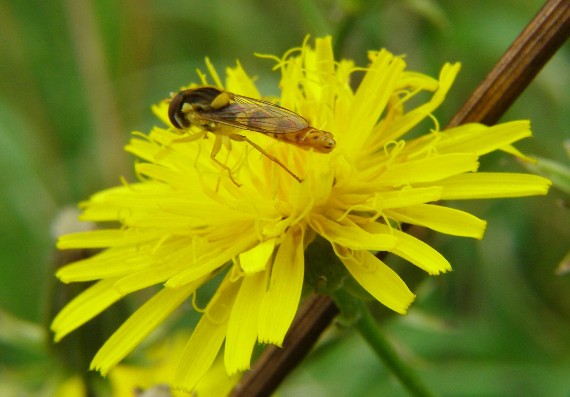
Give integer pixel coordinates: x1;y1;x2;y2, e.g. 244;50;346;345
52;36;550;391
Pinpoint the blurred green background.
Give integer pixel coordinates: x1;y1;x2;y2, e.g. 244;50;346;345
1;0;569;396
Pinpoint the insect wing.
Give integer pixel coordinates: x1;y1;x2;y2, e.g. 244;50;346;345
200;95;310;134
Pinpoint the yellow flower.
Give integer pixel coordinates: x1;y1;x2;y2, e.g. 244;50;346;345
52;36;550;391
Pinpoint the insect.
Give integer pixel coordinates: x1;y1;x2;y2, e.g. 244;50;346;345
167;86;335;184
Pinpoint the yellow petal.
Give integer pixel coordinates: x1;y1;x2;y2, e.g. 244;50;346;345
437;121;532;155
113;262;184;295
379;62;461;144
115;244;201;294
57;229;158;249
202;57;223;88
165;235;256;288
91;283;198;375
174;277;240;391
343;51;405;153
193;356;240;397
258;228;304;345
438;173;551;199
56;245;152;282
135;163;191;188
226;60;261;98
368;186;442;210
150;101;171;127
336;246;415;314
365;223;451;274
225;271;266;374
392;232;452;274
500;144;536;162
239;240;276;274
51;278;122;341
378;153;479;186
385;203;486;239
310;214;398;251
301;36;337;110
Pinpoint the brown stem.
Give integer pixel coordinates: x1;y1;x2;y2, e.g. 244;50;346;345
230;1;570;395
230;295;338;397
447;0;570;127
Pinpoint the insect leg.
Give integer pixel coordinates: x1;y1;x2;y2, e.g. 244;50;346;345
228;133;303;183
170;129;207;143
210;134;241;187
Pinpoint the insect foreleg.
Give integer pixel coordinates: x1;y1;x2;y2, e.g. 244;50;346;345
170;129;207;143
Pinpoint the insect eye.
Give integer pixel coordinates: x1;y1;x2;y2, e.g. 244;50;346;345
168;95;183;129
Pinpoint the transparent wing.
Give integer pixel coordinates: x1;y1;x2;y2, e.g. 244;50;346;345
198;94;309;134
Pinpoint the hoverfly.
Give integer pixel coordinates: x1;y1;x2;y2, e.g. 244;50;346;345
167;86;335;184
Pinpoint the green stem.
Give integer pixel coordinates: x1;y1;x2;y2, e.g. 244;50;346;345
334;293;436;397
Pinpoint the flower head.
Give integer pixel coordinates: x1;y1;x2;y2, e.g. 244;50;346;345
52;36;550;391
